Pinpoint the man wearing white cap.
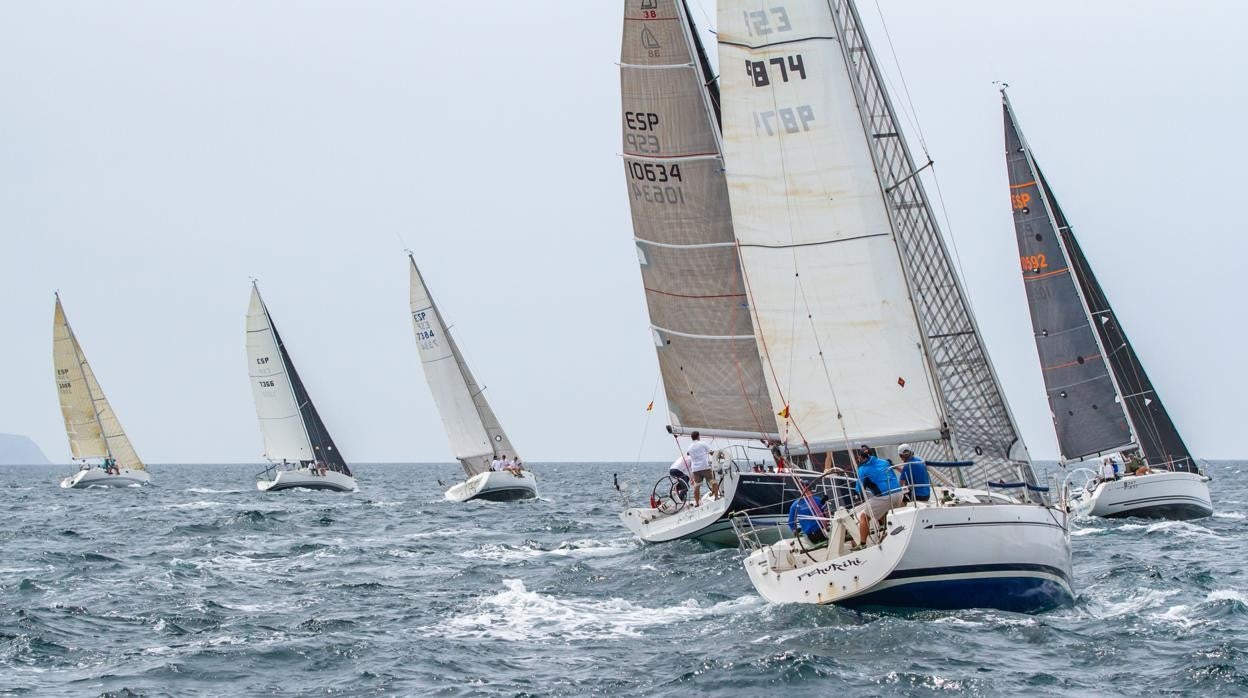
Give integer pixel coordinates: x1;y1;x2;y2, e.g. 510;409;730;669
896;444;931;502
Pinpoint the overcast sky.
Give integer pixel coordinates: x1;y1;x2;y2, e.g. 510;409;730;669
2;1;1243;464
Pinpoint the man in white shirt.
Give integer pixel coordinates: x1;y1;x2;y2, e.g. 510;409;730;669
668;454;692;502
687;431;718;506
490;457;503;472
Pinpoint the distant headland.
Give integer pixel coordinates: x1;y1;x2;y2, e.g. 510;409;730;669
0;434;51;465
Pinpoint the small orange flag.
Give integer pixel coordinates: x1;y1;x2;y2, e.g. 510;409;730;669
778;405;790;419
645;400;654;412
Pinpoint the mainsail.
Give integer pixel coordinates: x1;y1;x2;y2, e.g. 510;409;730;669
246;285;351;476
408;256;516;477
716;1;1034;487
620;0;776;439
1003;93;1196;471
52;295;144;470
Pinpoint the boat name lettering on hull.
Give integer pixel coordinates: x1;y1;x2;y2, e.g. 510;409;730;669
795;557;864;582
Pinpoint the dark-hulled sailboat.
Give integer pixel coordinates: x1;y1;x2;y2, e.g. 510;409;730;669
1002;89;1211;519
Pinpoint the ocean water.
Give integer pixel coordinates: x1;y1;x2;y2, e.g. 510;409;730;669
1;461;1245;697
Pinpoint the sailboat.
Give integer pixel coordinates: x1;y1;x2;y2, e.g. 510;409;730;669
246;283;357;492
53;294;150;488
407;255;537;502
710;0;1072;612
1002;90;1213;520
617;0;844;545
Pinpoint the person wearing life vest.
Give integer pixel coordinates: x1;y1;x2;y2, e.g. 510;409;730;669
852;445;904;545
896;444;931;502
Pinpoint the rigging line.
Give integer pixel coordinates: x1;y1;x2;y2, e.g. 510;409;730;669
633;375;662;469
794;277;854;454
871;0;930;155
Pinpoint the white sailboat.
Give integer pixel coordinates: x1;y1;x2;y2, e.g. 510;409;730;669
246;284;357;493
710;0;1073;612
1002;91;1212;520
407;255;537;503
617;0;845;545
53;294;150;488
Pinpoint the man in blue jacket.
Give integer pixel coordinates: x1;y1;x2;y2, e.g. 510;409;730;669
787;493;828;544
896;444;931;502
853;445;904;545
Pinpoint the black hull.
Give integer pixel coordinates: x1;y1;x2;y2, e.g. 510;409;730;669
265;482;353;493
1104;502;1213;521
471;487;538;503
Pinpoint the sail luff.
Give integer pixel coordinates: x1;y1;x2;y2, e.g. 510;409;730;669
246;286;317;465
620;0;777;437
1003;94;1137;464
408;256;507;477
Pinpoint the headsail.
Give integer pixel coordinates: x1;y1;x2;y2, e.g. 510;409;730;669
52;295;144;470
246;285;351;476
408;256;516;477
1003;93;1195;471
717;2;944;451
620;0;776;439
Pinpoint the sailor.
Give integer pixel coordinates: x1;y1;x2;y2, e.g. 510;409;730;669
851;445;904;545
770;444;787;472
504;457;524;477
686;431;718;507
787;493;828;545
668;454;692;501
1099;457;1117;482
895;444;931;502
491;456;504;472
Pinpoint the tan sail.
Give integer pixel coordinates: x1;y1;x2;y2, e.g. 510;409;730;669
53;296;144;470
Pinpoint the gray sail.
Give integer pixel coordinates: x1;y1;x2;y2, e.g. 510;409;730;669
1005;95;1194;470
620;0;776;437
1003;97;1134;462
816;0;1035;489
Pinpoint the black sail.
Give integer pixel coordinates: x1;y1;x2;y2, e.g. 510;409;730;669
1003;99;1133;462
1039;173;1196;471
268;318;352;477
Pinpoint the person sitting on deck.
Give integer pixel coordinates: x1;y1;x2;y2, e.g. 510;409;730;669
491;456;505;472
668;455;692;501
895;444;931;502
787;493;828;545
504;457;524;477
852;445;904;546
1126;452;1151;476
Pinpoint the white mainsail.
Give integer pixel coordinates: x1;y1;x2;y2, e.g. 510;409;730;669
717;2;944;450
246;285;315;463
408;256;516;477
52;295;144;470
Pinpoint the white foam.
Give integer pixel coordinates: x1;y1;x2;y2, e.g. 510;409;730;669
185;487;243;494
1079;587;1181;620
164;500;223;510
438;579;760;642
457;538;632;563
1206;589;1248;604
1212;511;1245;520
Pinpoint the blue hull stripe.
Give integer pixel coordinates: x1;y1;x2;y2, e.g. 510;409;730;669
842;575;1073;614
886;562;1073;589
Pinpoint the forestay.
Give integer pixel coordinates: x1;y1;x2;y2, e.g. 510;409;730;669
620;0;776;437
52;296;144;470
408;256;516;477
246;286;351;475
717;1;943;450
1003;94;1195;470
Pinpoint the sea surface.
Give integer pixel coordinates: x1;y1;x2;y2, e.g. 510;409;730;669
1;461;1245;697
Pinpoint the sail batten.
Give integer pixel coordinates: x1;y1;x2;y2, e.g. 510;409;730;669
621;0;776;436
409;256;516;477
52;296;145;470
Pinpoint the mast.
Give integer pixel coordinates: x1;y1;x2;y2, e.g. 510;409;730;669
620;0;777;440
1003;92;1194;471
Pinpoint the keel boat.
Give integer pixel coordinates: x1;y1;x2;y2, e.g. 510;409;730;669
408;255;537;503
1002;91;1212;520
53;294;150;489
703;0;1073;611
246;284;357;493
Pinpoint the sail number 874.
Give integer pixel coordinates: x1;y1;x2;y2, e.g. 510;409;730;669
754;106;815;136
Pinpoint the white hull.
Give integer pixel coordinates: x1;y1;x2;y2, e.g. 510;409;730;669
743;498;1073;613
60;467;150;489
1069;470;1212;520
445;470;538;503
257;468;357;492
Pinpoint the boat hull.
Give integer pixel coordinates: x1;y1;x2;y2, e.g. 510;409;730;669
445;470;538;503
257;468;357;492
744;503;1074;614
60;467;150;489
619;470;844;545
1072;470;1212;520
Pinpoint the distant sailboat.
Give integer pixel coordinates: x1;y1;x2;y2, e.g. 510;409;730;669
407;255;537;502
247;283;357;492
712;0;1073;612
1002;90;1212;519
53;294;150;488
